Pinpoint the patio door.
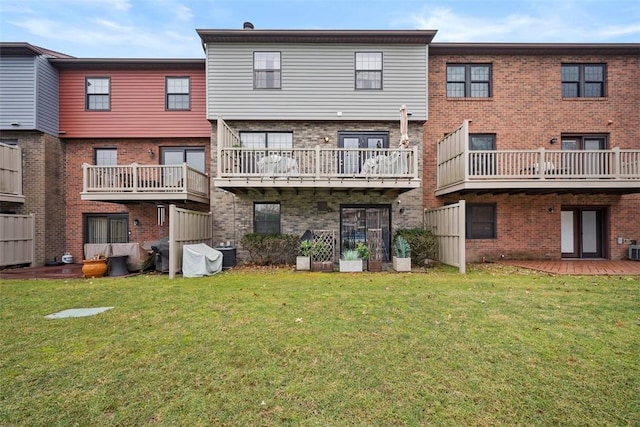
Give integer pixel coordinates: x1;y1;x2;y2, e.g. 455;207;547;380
338;132;389;174
340;205;391;261
561;207;606;258
561;136;606;175
161;147;205;187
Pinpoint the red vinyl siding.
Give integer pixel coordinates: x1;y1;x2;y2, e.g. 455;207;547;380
59;68;210;138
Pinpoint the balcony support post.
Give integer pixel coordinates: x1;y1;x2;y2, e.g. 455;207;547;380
538;148;546;179
315;145;321;178
82;163;89;192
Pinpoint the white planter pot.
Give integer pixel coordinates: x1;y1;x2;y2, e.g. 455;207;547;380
339;259;363;272
296;256;311;271
393;256;411;272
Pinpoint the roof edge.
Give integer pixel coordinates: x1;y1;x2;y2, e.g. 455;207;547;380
430;42;640;55
197;29;437;45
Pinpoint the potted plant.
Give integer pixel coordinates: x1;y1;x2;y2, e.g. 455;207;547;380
355;242;371;271
296;240;312;271
393;235;412;272
339;249;363;272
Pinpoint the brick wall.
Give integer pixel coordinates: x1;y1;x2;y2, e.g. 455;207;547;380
64;137;210;262
0;130;66;266
426;52;640;261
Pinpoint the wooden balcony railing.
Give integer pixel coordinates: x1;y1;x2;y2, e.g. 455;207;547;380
436;120;640;195
218;146;419;180
82;163;209;203
0;143;24;203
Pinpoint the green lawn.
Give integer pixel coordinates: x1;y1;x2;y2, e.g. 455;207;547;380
1;264;638;426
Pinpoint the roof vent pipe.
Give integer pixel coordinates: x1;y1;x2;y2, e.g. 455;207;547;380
243;22;254;30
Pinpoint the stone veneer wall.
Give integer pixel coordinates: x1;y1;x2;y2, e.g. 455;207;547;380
210;120;424;264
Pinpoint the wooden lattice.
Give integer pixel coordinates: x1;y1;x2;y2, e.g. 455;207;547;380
367;228;383;262
311;229;335;263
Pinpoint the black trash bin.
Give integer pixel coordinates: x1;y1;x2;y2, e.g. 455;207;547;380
217;247;236;270
151;238;170;273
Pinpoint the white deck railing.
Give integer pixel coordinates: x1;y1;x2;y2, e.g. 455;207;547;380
82;163;209;198
218;146;418;179
437;121;640;189
0;143;23;202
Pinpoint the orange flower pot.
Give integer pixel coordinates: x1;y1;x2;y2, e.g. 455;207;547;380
82;259;108;278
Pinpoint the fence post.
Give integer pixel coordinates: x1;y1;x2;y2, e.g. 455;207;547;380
458;200;466;274
169;204;177;279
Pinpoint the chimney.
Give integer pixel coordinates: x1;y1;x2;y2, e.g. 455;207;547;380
243;22;254;30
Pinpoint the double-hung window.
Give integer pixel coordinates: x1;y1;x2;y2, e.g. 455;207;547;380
239;132;293;150
561;64;605;98
254;202;281;234
254;52;281;89
86;77;110;110
355;52;383;89
447;64;491;98
466;203;497;239
166;77;190;110
95;148;117;166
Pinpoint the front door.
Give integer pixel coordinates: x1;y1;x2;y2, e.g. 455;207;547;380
340;205;391;261
337;132;389;174
561;207;606;258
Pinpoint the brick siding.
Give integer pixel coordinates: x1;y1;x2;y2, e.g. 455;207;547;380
425;53;640;261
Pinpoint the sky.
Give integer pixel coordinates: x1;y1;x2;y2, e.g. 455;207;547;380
1;0;639;58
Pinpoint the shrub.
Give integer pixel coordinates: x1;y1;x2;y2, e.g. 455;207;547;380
395;228;438;267
240;233;298;265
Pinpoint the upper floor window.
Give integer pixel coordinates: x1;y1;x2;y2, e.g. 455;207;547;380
355;52;383;90
161;147;205;173
86;77;110;110
95;148;117;165
561;64;605;98
447;64;491;98
469;134;496;176
166;77;190;110
240;132;293;149
254;52;281;89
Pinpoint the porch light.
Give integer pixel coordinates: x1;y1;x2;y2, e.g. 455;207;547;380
549;137;557;144
148;148;155;157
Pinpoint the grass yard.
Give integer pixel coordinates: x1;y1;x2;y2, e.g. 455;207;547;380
1;264;638;426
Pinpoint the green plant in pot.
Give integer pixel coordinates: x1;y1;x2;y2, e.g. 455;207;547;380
340;248;363;272
296;240;312;271
393;235;412;272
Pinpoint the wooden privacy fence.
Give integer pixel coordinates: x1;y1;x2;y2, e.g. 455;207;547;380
424;201;466;273
0;214;34;267
168;205;213;279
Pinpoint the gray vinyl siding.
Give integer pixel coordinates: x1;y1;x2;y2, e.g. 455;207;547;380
0;56;36;129
206;43;427;121
0;55;59;135
34;55;59;135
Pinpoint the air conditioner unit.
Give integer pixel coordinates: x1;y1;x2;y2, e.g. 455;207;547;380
630;245;640;261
